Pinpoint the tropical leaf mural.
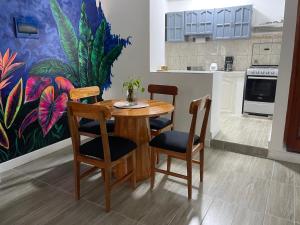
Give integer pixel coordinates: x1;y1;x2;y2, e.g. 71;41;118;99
18;109;38;138
38;86;68;136
25;76;52;103
0;0;131;163
4;79;23;129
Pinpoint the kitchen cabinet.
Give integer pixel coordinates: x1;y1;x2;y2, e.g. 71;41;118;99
214;5;252;40
185;9;214;35
198;9;214;34
232;5;252;39
166;12;185;42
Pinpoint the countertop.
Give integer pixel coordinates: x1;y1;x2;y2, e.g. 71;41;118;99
154;70;246;75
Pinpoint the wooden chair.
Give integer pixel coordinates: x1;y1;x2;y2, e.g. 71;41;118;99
148;84;178;136
67;102;136;212
69;86;115;137
149;96;211;199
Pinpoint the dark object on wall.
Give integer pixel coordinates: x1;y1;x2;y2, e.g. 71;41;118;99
284;0;300;153
224;56;234;71
14;16;39;39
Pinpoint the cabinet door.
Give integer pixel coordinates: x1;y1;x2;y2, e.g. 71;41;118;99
166;12;185;42
214;7;233;39
232;5;252;38
198;9;214;34
185;11;198;34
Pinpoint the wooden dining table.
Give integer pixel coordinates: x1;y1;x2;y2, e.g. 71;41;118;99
95;99;174;181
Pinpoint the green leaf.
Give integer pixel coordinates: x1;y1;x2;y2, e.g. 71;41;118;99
97;45;123;87
78;2;93;87
50;0;79;73
91;20;106;85
29;59;79;84
0;123;9;150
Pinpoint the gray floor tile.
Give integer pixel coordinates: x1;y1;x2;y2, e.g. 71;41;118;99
248;157;273;180
296;186;300;224
90;212;139;225
266;181;294;221
272;161;295;184
263;214;294;225
201;199;237;225
231;207;264;225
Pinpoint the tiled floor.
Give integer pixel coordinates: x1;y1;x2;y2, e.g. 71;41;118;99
1;146;300;225
214;113;273;149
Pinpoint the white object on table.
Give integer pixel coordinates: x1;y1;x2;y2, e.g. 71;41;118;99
113;101;150;109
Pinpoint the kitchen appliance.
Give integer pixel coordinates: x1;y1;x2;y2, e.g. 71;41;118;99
243;67;278;116
209;63;218;71
224;56;234;71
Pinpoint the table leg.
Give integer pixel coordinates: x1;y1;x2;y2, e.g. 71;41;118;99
114;117;151;181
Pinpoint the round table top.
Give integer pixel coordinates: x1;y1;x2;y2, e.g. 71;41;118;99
95;99;174;118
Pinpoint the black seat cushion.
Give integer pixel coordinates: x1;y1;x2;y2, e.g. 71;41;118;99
149;130;200;153
149;117;172;130
80;136;137;161
79;119;115;134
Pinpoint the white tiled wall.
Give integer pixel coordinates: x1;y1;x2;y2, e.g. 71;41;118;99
165;32;282;71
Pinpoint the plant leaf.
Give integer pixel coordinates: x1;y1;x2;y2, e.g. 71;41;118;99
55;76;74;93
18;109;38;138
78;2;93;87
50;0;79;73
0;122;9;149
98;45;123;88
29;59;78;84
25;76;52;103
38;86;68;136
91;20;106;85
4;79;23;129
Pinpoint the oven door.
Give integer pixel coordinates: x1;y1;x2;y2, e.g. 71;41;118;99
245;76;277;103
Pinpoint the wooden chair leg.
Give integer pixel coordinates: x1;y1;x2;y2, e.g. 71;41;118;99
167;156;172;172
156;153;160;164
101;169;105;182
187;160;192;200
200;150;204;182
150;148;156;189
131;152;137;189
74;161;80;200
104;168;111;212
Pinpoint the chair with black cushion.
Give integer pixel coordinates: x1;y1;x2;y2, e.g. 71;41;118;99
148;84;178;136
67;102;136;212
149;96;211;199
69;86;115;137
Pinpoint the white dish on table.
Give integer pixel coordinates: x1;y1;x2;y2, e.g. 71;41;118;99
113;101;149;109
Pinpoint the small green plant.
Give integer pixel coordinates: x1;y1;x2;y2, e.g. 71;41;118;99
123;78;145;103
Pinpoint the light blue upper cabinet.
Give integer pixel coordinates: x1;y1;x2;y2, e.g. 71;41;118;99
166;12;185;42
213;5;252;40
185;11;198;34
214;7;234;39
232;5;252;38
198;9;214;34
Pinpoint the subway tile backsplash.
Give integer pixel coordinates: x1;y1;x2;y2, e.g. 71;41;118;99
165;32;282;71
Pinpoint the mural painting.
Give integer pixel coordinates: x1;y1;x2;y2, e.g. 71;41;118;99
0;0;130;163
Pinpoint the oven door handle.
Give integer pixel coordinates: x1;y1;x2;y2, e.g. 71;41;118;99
247;76;277;80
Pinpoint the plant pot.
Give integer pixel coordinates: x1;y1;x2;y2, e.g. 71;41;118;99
126;88;137;105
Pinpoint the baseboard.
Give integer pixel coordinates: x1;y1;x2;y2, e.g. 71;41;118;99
268;149;300;164
0;138;73;173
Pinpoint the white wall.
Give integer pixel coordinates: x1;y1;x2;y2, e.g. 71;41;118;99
269;0;300;163
150;0;167;71
167;0;285;26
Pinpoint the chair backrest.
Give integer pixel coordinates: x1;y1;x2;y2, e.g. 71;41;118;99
67;101;112;162
69;86;100;103
148;84;178;122
187;96;212;154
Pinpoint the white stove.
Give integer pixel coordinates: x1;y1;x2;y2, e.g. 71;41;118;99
243;67;279;116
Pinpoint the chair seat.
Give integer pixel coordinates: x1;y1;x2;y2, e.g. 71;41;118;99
149;117;172;130
79;119;115;135
80;136;137;161
149;130;200;153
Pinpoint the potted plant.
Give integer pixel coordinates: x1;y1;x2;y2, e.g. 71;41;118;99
123;78;145;105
